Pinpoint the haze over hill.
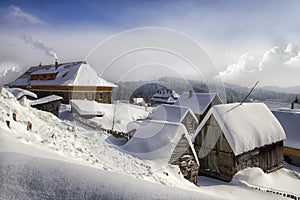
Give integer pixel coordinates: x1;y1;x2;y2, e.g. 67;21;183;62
113;77;300;104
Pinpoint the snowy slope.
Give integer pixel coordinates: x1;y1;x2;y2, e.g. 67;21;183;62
0;88;170;184
0;88;299;199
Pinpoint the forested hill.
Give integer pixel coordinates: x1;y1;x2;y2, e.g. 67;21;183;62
112;77;299;104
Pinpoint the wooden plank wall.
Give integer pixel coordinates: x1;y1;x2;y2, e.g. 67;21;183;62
181;112;198;135
194;114;284;182
170;136;199;184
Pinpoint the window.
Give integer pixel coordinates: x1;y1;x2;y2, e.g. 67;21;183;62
98;93;103;101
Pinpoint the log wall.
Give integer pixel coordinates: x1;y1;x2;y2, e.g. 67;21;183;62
170;136;199;184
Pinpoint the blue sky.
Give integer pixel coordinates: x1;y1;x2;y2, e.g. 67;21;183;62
1;0;299;38
0;0;300;86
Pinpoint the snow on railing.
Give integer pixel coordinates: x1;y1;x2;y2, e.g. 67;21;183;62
240;180;299;200
73;114;131;140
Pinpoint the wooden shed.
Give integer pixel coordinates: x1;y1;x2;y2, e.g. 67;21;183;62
175;92;222;123
193;103;286;181
121;120;199;184
30;95;63;117
148;104;199;136
273;110;300;167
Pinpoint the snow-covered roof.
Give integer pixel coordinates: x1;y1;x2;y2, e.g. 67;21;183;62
9;61;116;87
6;87;37;99
272;111;300;149
71;100;149;132
31;69;58;75
149;104;198;124
121;120;199;167
176;92;220;114
151;89;179;104
30;95;63;106
193;103;286;156
70;99;104;116
175;92;221;115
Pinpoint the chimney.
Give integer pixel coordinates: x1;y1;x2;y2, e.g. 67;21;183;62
55;59;58;70
188;90;193;98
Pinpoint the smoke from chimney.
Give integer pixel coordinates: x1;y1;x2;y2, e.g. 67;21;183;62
20;34;58;61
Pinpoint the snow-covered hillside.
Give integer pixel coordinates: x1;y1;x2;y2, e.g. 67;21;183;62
0;87;299;199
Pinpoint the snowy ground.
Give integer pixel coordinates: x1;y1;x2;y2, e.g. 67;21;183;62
0;89;299;199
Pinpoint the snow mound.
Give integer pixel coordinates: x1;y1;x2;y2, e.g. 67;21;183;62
0;87;15;98
0;152;216;200
71;99;105;116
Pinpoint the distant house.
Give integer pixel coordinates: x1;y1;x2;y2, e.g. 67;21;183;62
121;120;199;184
148;104;198;135
193;103;286;181
175;91;222;123
131;97;146;106
8;60;116;104
30;95;63;117
150;88;179;105
272;110;300;167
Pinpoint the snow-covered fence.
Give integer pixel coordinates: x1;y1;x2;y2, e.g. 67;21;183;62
73;114;131;140
242;181;299;200
103;128;131;141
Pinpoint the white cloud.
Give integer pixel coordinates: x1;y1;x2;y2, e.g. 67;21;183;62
218;43;300;87
2;5;48;27
0;61;21;85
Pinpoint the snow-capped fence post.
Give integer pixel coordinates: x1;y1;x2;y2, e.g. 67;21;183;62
13;113;17;121
111;102;117;131
6;120;10;128
27;121;32;131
